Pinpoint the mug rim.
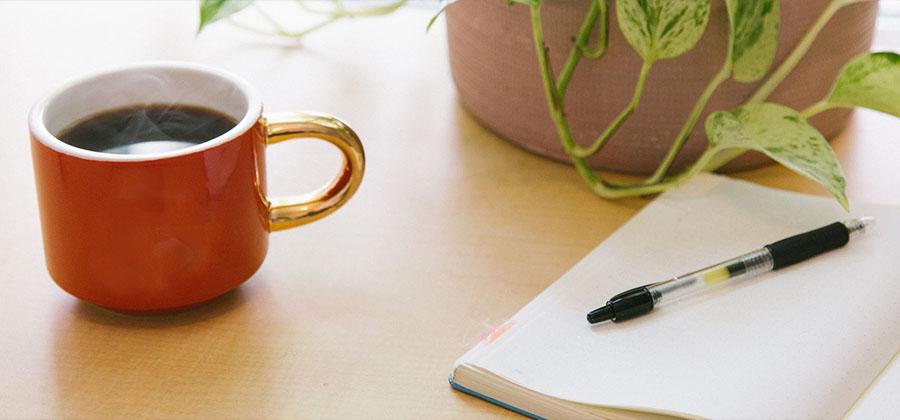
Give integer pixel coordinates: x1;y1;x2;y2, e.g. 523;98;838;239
28;61;263;162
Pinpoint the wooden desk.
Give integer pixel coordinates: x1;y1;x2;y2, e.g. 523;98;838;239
0;2;897;418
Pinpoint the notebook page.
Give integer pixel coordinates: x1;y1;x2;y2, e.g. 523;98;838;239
845;353;900;419
467;174;900;419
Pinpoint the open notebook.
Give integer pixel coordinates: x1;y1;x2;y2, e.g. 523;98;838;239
450;174;900;419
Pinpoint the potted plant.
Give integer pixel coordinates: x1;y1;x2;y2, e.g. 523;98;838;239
447;0;876;174
199;0;899;209
444;0;897;209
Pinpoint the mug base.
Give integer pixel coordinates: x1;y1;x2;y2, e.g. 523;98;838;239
84;290;242;315
47;256;265;314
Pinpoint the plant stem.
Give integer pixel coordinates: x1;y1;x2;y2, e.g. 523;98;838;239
231;0;406;40
531;5;626;197
253;3;289;34
557;0;603;100
748;0;841;103
294;1;335;15
659;147;720;188
278;16;342;38
801;99;834;118
579;0;608;59
226;18;279;37
336;0;407;18
572;59;653;158
529;2;732;198
702;148;744;171
645;60;731;184
606;145;722;197
530;4;705;199
530;6;599;185
644;0;741;185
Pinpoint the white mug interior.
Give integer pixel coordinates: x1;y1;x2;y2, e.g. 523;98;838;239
29;61;262;162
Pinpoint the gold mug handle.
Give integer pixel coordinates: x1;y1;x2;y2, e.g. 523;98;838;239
263;112;365;232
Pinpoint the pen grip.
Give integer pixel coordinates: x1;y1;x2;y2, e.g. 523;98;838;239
765;222;849;270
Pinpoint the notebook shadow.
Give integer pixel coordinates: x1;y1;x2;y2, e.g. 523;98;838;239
50;274;281;417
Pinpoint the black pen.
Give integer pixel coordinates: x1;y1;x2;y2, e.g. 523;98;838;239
587;217;874;324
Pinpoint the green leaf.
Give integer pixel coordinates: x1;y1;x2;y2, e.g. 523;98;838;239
727;0;780;82
616;0;711;61
705;103;848;209
825;51;900;117
426;1;457;32
198;0;254;34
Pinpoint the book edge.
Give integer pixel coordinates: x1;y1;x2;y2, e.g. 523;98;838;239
450;365;699;420
841;351;900;419
449;370;545;419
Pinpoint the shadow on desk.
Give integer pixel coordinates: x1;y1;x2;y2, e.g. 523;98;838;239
70;287;249;329
50;272;285;417
446;104;645;239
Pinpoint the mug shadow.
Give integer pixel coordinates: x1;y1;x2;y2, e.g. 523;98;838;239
70;287;248;329
51;273;283;418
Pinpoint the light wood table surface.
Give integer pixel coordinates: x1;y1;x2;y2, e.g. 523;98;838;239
1;2;897;418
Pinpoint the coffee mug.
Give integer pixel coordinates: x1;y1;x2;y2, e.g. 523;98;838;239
29;62;365;312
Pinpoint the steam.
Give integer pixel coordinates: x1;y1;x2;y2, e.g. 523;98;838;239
48;67;246;155
60;104;237;155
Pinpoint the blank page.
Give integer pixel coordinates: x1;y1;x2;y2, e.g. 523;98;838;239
461;174;900;418
846;354;900;419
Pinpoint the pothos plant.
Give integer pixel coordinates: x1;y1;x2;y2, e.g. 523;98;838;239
201;0;900;210
509;0;899;210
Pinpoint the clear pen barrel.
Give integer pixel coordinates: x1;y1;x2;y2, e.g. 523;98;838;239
647;248;775;305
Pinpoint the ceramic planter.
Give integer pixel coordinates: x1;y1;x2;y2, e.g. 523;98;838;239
447;0;878;174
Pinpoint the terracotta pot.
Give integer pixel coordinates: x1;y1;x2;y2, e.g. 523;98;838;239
447;0;878;174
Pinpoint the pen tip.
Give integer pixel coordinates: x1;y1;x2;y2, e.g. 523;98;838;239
844;217;875;238
587;305;615;324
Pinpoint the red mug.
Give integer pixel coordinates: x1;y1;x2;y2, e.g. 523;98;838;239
29;62;365;312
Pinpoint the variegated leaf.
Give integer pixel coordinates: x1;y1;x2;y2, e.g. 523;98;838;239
726;0;780;82
705;103;848;209
616;0;711;61
826;51;900;117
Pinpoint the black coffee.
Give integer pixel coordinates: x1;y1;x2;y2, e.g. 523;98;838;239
58;104;237;155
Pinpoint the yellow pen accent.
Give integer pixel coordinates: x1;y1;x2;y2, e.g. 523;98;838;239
702;266;731;285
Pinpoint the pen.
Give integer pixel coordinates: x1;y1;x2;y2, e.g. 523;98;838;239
586;217;874;324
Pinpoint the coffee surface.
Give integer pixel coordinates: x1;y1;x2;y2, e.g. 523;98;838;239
58;104;237;155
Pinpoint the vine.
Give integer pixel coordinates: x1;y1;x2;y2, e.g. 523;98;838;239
523;0;897;207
